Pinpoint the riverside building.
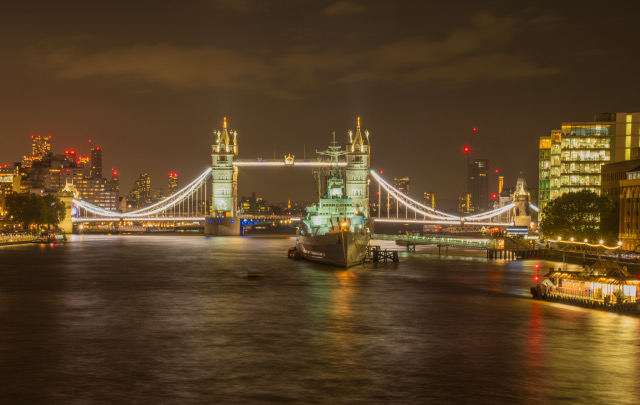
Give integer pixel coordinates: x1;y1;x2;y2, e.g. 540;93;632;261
538;112;640;212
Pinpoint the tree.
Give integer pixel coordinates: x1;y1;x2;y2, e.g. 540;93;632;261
5;192;46;230
43;194;66;229
540;190;616;242
4;192;66;231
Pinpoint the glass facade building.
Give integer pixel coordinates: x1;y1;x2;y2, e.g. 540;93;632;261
538;112;640;212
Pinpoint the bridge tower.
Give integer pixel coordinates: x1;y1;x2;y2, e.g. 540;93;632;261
346;117;370;217
211;117;238;217
513;175;531;227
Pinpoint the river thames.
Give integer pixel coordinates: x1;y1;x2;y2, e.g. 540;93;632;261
1;234;639;404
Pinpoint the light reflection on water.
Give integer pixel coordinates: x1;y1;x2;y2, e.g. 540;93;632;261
0;234;639;404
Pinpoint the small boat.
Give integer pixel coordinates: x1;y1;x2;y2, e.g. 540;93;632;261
243;271;264;278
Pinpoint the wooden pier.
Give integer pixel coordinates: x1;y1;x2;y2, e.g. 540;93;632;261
486;248;541;260
366;245;400;263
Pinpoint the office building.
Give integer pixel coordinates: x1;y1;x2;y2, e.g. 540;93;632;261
539;112;640;212
240;192;271;215
168;172;178;196
423;191;436;209
127;173;152;209
388;177;409;215
16;153;83;193
468;159;489;211
90;147;103;179
64;149;77;163
618;165;640;250
457;192;471;214
394;177;410;195
111;169;119;193
31;134;52;161
75;177;118;211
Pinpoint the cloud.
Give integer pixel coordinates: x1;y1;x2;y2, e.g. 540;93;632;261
44;44;299;99
40;12;559;99
323;1;366;17
210;0;258;12
348;12;560;84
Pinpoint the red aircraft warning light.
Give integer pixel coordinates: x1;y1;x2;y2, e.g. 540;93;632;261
491;193;498;199
463;146;470;153
533;275;541;283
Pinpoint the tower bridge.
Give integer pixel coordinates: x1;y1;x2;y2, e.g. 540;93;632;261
71;117;536;235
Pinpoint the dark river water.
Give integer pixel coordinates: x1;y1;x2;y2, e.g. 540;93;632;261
1;235;639;404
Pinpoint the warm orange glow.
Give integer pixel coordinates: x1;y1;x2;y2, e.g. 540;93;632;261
223;117;227;128
357;116;360;127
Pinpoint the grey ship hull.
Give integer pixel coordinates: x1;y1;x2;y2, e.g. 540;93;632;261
296;230;369;268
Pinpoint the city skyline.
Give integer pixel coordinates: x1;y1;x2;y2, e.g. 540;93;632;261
2;1;640;204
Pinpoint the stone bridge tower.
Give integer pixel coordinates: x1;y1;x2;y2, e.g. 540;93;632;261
345;117;370;217
211;117;238;217
513;175;531;227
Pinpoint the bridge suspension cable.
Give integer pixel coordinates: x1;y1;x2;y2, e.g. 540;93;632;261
73;167;212;221
369;169;516;225
369;169;459;220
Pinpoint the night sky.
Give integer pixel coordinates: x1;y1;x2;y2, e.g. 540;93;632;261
2;0;640;209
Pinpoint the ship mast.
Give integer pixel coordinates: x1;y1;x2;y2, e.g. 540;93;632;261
314;132;347;198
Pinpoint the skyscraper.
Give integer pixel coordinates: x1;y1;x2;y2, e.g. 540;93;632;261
64;149;77;163
468;159;489;211
90;147;103;179
111;169;119;193
423;191;436;209
390;177;409;215
127;173;152;209
31;134;52;161
394;177;410;195
168;172;178;196
457;192;471;214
